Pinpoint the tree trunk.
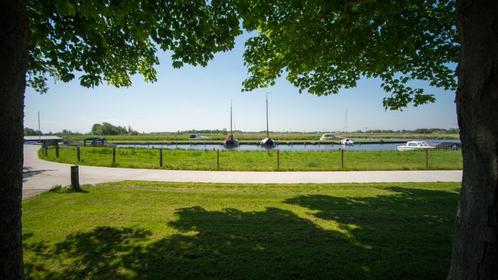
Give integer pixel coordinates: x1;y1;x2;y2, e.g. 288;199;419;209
448;1;498;279
0;1;28;279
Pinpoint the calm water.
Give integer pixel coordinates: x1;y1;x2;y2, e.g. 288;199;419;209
117;140;459;151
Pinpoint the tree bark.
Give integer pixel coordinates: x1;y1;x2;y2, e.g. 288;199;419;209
0;0;28;279
448;0;498;279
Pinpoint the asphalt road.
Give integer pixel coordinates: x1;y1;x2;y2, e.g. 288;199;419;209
23;145;462;200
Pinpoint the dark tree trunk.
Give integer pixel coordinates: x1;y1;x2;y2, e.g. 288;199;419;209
0;0;28;279
449;0;498;279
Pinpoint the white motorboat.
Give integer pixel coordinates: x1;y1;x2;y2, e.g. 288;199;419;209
397;141;435;151
320;134;336;141
340;138;354;145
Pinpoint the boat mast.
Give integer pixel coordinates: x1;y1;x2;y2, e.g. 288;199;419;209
345;109;348;133
266;93;269;138
38;111;41;140
230;101;233;136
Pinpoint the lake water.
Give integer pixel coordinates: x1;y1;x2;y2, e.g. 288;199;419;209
117;140;459;151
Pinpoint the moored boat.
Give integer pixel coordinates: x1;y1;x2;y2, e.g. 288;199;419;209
320;134;336;141
224;102;239;149
397;141;435;151
340;138;354;145
260;94;276;149
189;134;208;140
260;137;276;148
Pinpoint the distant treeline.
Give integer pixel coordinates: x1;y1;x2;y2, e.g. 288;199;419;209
354;128;459;134
91;122;138;135
24;128;83;135
24;128;43;136
24;122;137;136
161;129;229;134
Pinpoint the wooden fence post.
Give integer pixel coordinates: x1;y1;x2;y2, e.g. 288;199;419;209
71;165;81;191
425;149;429;169
341;149;344;169
55;142;60;158
159;148;163;167
277;149;280;170
216;149;220;169
112;147;116;164
77;147;80;162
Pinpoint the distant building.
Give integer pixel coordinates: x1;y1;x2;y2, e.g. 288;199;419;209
83;137;107;147
24;135;62;145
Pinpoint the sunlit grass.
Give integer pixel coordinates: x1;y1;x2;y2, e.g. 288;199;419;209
23;181;459;279
39;146;462;171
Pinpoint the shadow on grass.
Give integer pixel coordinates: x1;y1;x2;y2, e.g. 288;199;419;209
24;187;458;279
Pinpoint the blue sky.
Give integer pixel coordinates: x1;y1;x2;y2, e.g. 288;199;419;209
24;34;458;133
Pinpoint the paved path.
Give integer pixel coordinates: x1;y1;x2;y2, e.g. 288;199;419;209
23;145;462;200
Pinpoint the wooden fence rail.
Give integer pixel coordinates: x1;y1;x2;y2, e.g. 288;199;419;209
44;146;440;171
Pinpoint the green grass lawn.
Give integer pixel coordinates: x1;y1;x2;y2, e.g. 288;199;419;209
40;146;463;171
23;181;459;279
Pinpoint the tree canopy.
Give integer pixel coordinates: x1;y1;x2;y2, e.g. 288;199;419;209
27;0;240;92
238;0;458;109
28;0;457;110
91;122;136;135
23;127;42;136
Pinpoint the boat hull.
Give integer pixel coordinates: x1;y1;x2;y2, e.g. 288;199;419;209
340;139;354;145
397;146;435;151
260;138;276;149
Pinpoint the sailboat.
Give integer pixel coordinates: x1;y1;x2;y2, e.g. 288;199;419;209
260;94;276;149
340;109;354;145
224;101;239;149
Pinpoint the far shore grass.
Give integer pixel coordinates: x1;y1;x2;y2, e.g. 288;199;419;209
23;181;459;279
39;146;462;171
61;131;460;143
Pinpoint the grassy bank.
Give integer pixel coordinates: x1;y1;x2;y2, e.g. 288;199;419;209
23;181;459;279
39;146;462;171
61;131;460;143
